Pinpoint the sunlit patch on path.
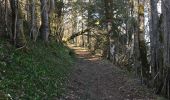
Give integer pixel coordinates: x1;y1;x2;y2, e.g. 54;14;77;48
60;45;157;100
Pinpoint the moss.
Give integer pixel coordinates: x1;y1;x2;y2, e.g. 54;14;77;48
138;4;144;15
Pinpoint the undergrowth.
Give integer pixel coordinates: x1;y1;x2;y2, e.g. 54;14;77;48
0;38;75;99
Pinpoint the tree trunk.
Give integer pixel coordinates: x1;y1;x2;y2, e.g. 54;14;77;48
138;0;150;84
40;0;49;42
5;0;9;36
150;0;164;93
162;0;170;98
10;0;18;44
30;0;37;41
16;19;26;47
103;0;113;60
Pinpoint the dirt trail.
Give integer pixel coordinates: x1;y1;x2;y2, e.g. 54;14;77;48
60;45;156;100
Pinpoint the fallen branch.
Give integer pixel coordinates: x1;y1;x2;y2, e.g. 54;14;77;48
66;28;91;41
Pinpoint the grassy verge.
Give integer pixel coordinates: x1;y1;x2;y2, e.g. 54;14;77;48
0;38;75;99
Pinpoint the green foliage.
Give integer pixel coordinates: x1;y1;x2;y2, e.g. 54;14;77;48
0;39;75;99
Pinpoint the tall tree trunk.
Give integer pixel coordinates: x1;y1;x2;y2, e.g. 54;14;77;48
55;1;64;43
162;0;170;98
10;0;18;44
138;0;150;84
103;0;113;60
30;0;37;41
150;0;163;93
40;0;49;42
5;0;9;36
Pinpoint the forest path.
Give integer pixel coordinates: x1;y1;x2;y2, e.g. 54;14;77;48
60;45;156;100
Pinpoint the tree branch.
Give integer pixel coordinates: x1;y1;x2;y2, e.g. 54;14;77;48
66;28;90;41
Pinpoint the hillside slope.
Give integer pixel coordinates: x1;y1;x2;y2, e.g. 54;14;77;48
0;38;74;99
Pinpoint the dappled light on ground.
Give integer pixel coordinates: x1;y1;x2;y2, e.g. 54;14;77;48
60;45;157;100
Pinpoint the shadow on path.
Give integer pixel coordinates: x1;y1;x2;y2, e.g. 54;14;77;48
60;45;156;100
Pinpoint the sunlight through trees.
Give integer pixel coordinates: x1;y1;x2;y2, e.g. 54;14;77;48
0;0;170;99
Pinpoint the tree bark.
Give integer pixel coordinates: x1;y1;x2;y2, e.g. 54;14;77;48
40;0;49;42
66;29;90;41
150;0;164;93
103;0;113;60
138;0;150;84
162;0;170;98
29;0;37;41
10;0;18;44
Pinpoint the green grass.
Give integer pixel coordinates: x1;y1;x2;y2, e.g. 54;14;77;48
0;38;75;99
